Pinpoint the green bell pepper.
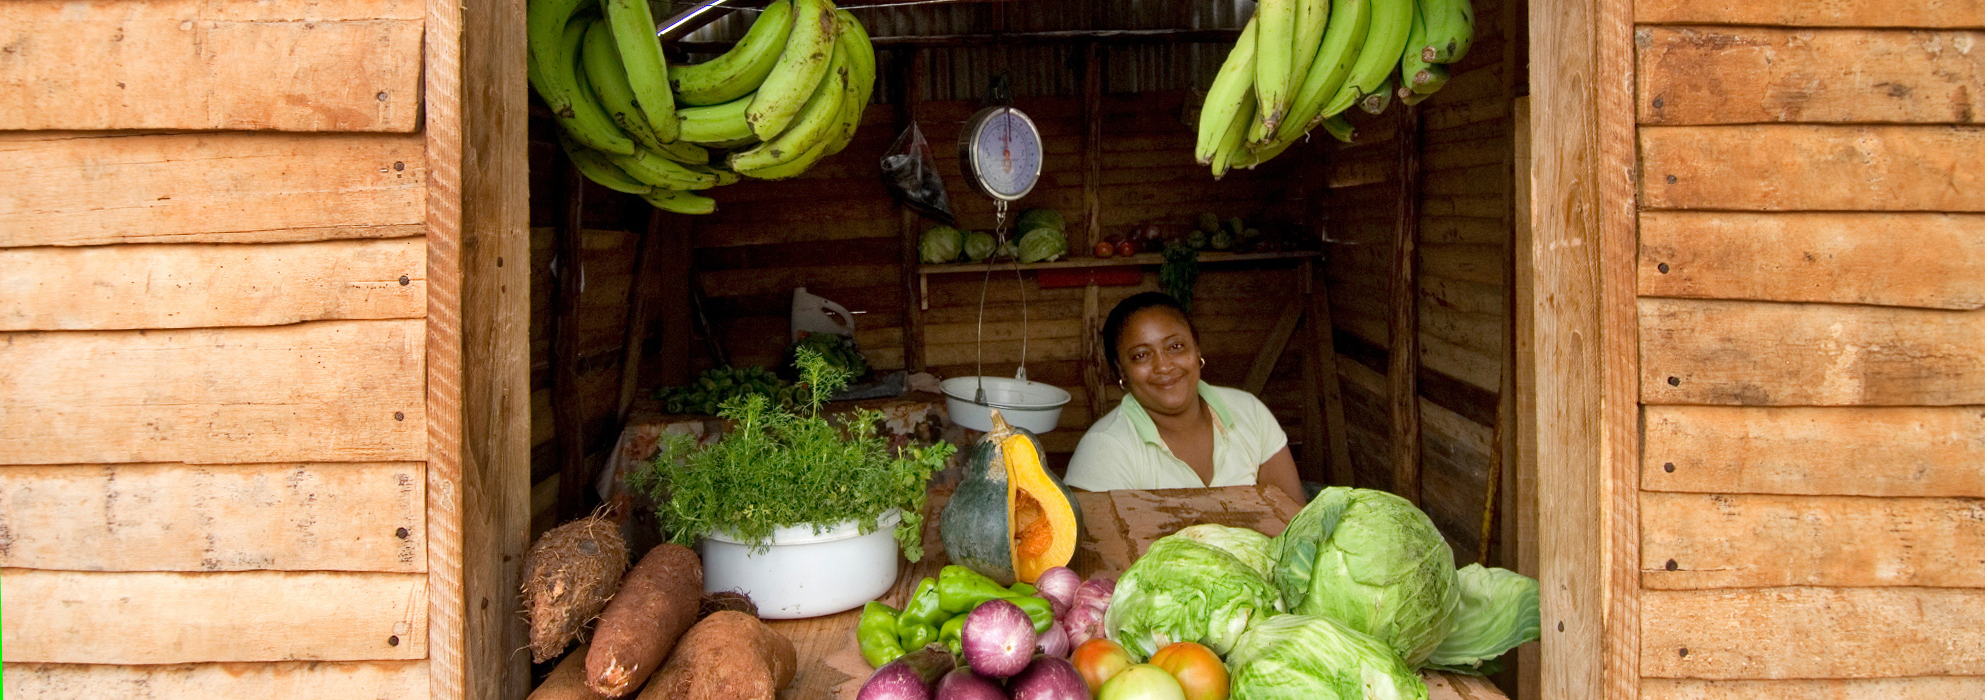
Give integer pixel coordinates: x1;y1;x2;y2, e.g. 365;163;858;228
938;565;1025;615
1010;595;1054;634
857;601;906;668
938;613;967;658
896;577;944;651
1009;582;1038;597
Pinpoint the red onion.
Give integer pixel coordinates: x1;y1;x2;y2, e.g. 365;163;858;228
1036;619;1071;658
961;598;1038;678
1034;567;1081;618
1009;655;1092;700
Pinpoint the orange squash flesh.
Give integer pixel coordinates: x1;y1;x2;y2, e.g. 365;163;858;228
1001;430;1080;583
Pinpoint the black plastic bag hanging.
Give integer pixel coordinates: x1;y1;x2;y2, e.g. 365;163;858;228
879;121;955;224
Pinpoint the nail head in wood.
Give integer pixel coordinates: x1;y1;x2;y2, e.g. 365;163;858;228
1665;559;1678;571
1667;376;1681;386
1657;262;1670;274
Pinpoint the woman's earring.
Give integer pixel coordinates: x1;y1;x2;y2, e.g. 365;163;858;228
1200;357;1207;369
1117;378;1125;389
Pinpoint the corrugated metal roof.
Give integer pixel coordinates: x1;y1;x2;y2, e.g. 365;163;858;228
674;0;1256;99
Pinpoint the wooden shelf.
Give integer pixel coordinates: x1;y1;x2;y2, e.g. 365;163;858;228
917;249;1321;276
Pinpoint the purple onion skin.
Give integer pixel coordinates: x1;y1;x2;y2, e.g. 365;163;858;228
1037;620;1071;658
1062;603;1106;649
1009;656;1092;700
1072;578;1115;612
1035;567;1082;618
962;599;1039;679
934;667;1008;700
860;645;957;700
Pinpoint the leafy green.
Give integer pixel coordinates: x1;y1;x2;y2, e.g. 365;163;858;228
1159;242;1199;312
631;348;956;561
1271;487;1459;667
1102;536;1282;660
920;225;963;264
1015;227;1067;263
1225;614;1430;700
963;230;996;262
1423;564;1541;674
1170;523;1277;580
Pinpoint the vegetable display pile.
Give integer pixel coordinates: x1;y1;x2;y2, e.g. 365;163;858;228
856;565;1114;700
528;0;879;214
1194;0;1477;177
631;349;955;562
852;487;1539;700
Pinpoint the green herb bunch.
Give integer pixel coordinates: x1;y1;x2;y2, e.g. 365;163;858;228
631;348;956;562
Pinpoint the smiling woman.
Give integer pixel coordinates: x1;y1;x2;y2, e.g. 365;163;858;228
1063;292;1306;506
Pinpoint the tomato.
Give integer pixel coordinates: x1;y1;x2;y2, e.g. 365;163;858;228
1097;663;1187;700
1095;240;1117;258
1070;638;1134;693
1148;642;1229;700
1116;239;1140;257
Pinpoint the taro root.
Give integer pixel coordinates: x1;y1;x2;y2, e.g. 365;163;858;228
523;516;630;664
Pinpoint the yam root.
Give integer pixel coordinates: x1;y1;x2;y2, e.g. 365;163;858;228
528;645;612;700
585;543;703;696
524;516;630;663
636;610;797;700
697;590;758;620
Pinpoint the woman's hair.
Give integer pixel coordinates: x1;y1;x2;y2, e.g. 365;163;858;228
1102;292;1199;377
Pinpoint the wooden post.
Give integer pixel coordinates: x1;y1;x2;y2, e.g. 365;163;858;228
1082;41;1103;253
1389;105;1423;505
616;209;666;423
1244;296;1306;395
898;47;929;372
1084;282;1107;420
551;162;591;522
1303;258;1354;486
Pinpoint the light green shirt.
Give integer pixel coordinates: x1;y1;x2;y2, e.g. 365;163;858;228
1063;382;1288;492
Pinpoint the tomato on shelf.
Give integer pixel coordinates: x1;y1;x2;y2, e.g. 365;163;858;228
1148;642;1229;700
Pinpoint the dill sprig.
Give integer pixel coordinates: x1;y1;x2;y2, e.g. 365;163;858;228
632;347;955;562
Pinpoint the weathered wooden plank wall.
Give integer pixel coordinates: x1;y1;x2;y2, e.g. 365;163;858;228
1314;0;1521;566
1631;2;1985;697
0;0;487;694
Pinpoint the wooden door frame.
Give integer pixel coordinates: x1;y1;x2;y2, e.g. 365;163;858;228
420;0;1644;695
1526;0;1638;696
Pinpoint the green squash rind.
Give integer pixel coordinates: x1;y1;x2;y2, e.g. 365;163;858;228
938;423;1084;586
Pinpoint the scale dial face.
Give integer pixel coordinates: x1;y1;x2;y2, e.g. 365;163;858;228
959;107;1044;202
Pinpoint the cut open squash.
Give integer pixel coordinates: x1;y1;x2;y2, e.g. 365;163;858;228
939;409;1085;585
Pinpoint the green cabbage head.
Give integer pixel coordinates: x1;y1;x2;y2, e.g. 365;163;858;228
1225;613;1430;700
1103;536;1281;660
963;230;996;262
920;225;963;263
1016;227;1067;263
1423;563;1541;674
1271;487;1459;666
1170;523;1277;580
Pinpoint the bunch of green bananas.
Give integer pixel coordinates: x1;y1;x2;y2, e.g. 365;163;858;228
1195;0;1474;177
654;365;805;415
784;333;868;382
527;0;879;214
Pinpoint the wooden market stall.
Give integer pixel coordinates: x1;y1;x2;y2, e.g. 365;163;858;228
5;0;1984;699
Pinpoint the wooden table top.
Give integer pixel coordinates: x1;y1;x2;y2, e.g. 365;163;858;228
766;484;1509;699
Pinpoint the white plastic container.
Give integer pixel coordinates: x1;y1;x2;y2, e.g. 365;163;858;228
940;375;1072;434
699;509;901;619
